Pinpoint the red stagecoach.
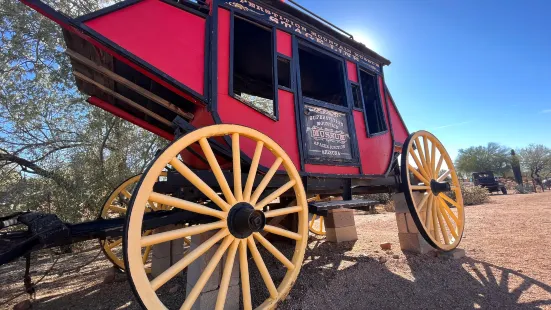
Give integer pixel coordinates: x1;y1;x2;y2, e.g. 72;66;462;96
2;0;466;309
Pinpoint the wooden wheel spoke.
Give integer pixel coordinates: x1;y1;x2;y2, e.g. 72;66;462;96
232;133;243;202
199;138;236;205
438;197;460;224
181;236;234;310
423;136;432;177
439;192;460;208
435;200;449;245
253;233;294;270
243;141;264;202
414;138;431;178
309;214;316;228
265;206;302;218
239;239;252;310
121;190;132;200
255;180;296;210
411;185;430;190
170;158;231;211
247;237;279;299
250;157;283;206
435;154;444;177
264;224;302;240
215;239;240;310
319;216;324;231
437;170;452;182
150;229;229;291
418;193;430;212
408;164;430;185
431;141;437;177
149;192;226;219
143;246;152;264
438;202;458;239
431;196;439;242
147;200;159;211
109;205;127;214
408;149;431;180
107;238;122;250
425;196;433;231
141;221;226;247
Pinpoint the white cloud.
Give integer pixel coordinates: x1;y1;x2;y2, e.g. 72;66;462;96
431;120;473;130
540;109;551;114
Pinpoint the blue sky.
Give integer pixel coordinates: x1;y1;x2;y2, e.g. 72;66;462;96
298;0;551;160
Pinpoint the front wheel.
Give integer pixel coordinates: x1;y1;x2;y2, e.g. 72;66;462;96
124;124;308;310
401;130;465;252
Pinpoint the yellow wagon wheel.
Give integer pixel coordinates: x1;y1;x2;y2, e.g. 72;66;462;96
401;130;465;251
123;124;308;310
99;173;190;272
307;195;325;236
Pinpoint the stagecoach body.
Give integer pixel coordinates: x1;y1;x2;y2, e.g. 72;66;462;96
2;1;466;309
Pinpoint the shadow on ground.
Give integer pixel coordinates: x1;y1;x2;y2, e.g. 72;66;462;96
2;239;551;310
279;240;551;310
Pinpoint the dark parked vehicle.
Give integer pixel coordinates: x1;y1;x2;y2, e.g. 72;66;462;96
473;171;507;194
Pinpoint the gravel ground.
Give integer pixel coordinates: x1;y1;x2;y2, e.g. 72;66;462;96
1;192;550;309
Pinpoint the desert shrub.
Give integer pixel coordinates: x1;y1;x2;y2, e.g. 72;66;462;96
449;185;490;206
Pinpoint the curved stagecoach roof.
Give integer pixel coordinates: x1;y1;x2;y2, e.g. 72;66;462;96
258;0;391;66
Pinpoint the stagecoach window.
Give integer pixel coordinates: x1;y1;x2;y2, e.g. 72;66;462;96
359;69;387;134
232;16;275;116
298;46;346;106
351;83;362;109
277;57;291;89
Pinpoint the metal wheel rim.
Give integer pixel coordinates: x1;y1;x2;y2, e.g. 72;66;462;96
401;130;465;251
124;124;308;310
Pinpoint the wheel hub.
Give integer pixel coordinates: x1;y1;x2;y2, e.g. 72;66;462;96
430;179;451;195
227;202;266;238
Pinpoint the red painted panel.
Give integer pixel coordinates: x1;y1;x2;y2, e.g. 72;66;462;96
217;9;300;170
346;61;358;83
276;30;292;57
387;96;409;144
354;110;392;175
85;0;205;95
305;164;359;175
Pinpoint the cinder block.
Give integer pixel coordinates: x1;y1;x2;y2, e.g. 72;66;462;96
188;239;222;292
151;253;172;278
398;232;434;254
326;225;357;243
392;193;409;213
438;248;465;259
151;224;186;278
405;213;419;233
325;208;355;229
395;213;408;233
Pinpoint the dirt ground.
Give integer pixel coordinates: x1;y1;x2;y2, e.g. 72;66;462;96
1;192;550;309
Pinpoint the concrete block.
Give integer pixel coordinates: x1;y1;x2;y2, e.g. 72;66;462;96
392;193;409;213
405;213;419;233
395;213;408;233
151;224;186;278
398;232;434;254
186;283;240;310
326;225;357;243
188;238;222;292
325;208;355;229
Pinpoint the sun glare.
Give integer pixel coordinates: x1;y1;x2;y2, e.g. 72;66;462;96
349;29;380;54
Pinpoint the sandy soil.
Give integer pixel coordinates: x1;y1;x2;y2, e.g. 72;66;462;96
1;192;550;309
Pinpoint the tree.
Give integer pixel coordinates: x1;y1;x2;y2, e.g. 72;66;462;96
518;144;551;187
0;1;166;222
455;143;511;176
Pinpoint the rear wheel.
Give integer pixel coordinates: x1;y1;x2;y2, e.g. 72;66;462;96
99;173;190;272
124;124;308;309
401;130;465;251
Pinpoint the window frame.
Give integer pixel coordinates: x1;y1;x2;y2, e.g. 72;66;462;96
229;12;279;121
357;66;389;137
295;39;361;166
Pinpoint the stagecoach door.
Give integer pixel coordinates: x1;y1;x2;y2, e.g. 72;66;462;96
295;42;359;167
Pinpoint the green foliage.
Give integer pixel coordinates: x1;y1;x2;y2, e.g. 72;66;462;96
455;142;511;176
0;1;166;222
449;185;490;206
518;144;551;180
